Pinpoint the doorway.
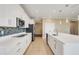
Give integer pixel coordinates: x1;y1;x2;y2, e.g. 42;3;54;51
34;19;42;37
70;21;78;35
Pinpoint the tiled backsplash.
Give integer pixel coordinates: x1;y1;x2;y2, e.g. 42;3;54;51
0;27;26;36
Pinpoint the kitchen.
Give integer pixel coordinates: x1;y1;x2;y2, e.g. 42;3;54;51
0;4;79;55
0;4;34;55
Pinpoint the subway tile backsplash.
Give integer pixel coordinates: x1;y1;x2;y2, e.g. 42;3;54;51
0;27;26;36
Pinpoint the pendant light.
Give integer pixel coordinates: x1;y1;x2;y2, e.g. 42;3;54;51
78;15;79;20
66;18;69;23
60;20;62;24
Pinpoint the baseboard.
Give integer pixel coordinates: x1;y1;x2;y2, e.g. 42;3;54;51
34;34;42;37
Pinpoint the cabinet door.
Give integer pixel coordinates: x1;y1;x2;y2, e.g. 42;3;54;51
0;5;8;27
15;35;28;55
48;35;52;48
51;37;57;53
16;34;32;55
48;35;55;52
55;40;63;55
4;5;18;27
0;5;17;27
0;4;30;27
27;34;32;46
7;18;16;27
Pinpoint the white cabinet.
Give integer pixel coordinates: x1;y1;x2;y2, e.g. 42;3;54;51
7;18;16;27
0;33;32;55
12;33;32;55
48;35;56;54
0;4;30;27
0;5;8;27
0;17;16;27
48;35;63;55
54;39;63;55
0;5;18;27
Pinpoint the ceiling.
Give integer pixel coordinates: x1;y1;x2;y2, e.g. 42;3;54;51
21;4;79;20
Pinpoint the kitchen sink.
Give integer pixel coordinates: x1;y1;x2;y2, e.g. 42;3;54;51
13;34;27;37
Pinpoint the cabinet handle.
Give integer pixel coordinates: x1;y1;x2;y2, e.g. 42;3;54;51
17;48;20;52
54;40;56;49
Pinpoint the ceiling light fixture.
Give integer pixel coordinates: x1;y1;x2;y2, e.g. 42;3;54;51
65;4;69;7
60;20;62;24
66;18;69;23
78;15;79;20
59;10;62;13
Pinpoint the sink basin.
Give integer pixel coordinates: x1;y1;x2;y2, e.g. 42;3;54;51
53;34;58;36
13;34;27;37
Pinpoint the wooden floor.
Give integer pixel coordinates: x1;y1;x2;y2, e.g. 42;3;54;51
24;37;53;55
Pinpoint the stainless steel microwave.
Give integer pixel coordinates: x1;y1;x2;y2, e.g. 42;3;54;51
16;17;25;27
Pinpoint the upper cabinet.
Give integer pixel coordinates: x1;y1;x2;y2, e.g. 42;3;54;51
0;5;18;27
17;5;30;28
0;4;30;28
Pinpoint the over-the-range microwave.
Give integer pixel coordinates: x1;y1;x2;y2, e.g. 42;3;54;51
16;17;25;27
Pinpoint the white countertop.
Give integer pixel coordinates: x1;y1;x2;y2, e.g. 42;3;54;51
49;33;79;44
0;32;31;42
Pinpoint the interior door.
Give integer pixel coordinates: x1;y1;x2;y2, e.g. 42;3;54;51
70;21;78;35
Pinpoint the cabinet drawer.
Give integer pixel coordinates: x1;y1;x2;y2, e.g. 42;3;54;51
48;35;57;54
55;40;63;55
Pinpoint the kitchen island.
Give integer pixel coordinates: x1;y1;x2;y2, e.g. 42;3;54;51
48;33;79;55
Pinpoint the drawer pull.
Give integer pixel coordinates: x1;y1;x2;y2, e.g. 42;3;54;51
17;48;20;52
54;40;56;49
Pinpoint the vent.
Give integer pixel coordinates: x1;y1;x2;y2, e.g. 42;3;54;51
65;4;69;7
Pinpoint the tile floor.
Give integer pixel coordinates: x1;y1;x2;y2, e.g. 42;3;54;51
24;37;53;55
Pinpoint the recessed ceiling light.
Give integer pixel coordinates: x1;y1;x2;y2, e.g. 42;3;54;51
66;18;69;23
65;4;69;7
78;15;79;20
60;20;62;24
59;10;62;13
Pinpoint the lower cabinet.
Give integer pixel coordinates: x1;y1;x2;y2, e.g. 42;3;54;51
48;35;63;55
13;33;32;55
48;35;56;54
0;33;32;55
54;39;63;55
